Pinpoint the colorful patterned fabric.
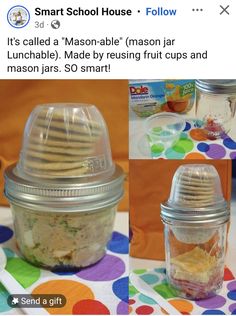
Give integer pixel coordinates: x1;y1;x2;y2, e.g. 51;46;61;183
129;268;236;315
0;224;128;315
149;120;236;159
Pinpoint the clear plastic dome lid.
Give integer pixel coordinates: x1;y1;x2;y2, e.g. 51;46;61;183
168;164;225;209
17;104;114;179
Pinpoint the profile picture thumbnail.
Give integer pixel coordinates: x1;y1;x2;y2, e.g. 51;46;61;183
7;5;30;28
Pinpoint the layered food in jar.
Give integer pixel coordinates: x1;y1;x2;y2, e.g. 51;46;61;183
167;233;226;300
161;164;230;300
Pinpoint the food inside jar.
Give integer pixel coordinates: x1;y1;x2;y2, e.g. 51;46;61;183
203;117;225;140
12;204;116;269
169;246;224;299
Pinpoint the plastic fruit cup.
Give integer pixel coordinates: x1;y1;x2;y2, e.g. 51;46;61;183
145;113;185;149
167;98;190;113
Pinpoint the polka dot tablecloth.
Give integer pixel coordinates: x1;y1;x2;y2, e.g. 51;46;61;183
129;267;236;315
149;120;236;159
0;225;128;315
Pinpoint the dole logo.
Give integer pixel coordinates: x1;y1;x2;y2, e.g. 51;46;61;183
129;85;149;95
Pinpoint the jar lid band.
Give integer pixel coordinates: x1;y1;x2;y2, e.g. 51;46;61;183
161;202;230;225
196;80;236;94
4;163;124;212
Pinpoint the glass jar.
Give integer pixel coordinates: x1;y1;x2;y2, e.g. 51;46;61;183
5;163;123;270
7;198;117;269
161;164;230;300
195;80;236;139
162;218;228;300
4;104;124;270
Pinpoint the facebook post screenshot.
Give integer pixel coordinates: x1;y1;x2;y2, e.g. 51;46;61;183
0;0;235;315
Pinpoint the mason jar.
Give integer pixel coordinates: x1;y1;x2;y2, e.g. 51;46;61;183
5;164;124;270
161;207;229;300
161;164;230;300
4;104;124;270
195;80;236;139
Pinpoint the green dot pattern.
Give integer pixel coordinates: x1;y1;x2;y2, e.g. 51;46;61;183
173;138;194;153
153;283;178;299
152;127;162;133
148;121;196;159
151;144;164;154
6;258;40;288
129;284;139;297
133;269;147;275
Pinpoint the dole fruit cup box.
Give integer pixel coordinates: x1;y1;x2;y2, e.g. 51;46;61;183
129;80;195;117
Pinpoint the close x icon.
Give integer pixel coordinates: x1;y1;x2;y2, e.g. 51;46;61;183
220;5;230;15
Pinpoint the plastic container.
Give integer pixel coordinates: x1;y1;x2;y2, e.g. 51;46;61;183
130;101;162;118
161;164;230;300
145;113;185;149
165;80;195;113
18;104;114;178
4;104;124;270
195;80;236;139
129;80;195;117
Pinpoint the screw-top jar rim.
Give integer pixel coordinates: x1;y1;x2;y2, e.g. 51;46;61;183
196;80;236;94
4;163;124;212
161;201;230;225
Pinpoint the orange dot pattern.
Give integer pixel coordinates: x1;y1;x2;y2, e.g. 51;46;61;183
161;299;193;315
32;280;94;314
185;152;206;159
190;128;208;141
